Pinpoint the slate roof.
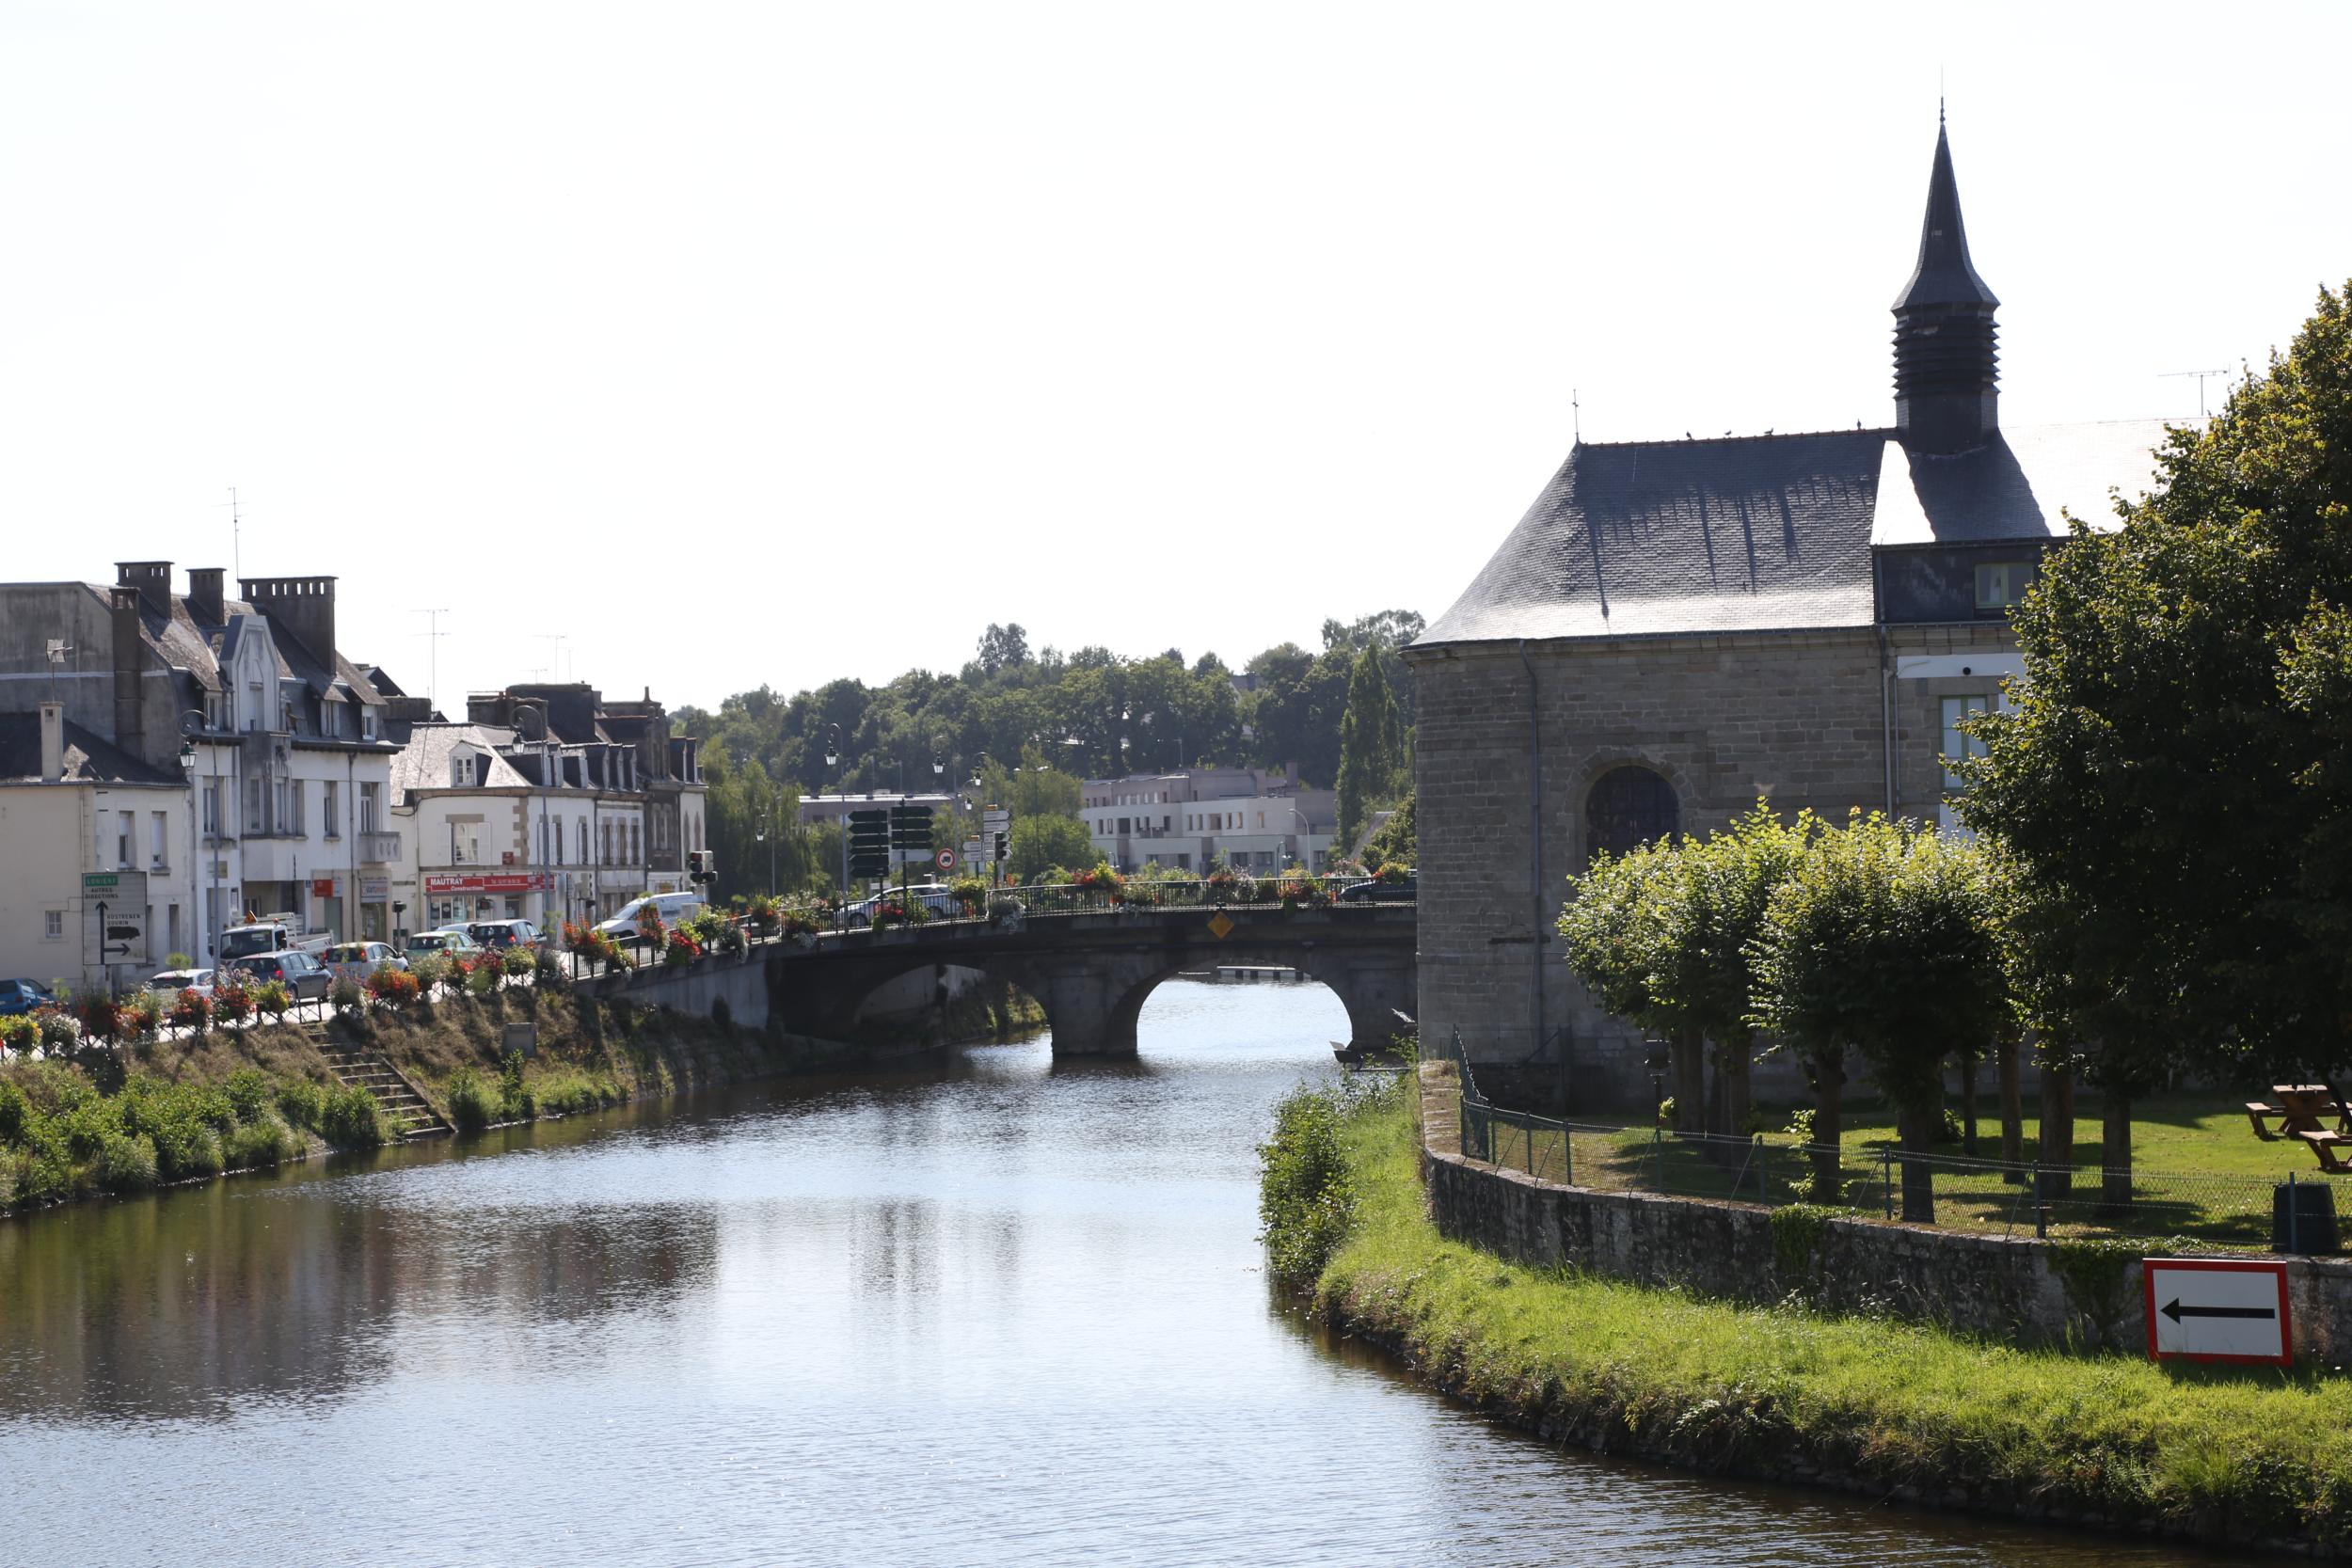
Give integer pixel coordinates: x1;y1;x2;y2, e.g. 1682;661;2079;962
1418;420;2185;647
389;723;535;798
0;713;181;785
1419;429;1886;644
1871;420;2180;546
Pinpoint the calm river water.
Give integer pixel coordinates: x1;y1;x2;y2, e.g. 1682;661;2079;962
2;982;2227;1567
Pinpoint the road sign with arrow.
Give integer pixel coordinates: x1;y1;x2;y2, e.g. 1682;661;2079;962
83;870;150;970
2143;1258;2292;1365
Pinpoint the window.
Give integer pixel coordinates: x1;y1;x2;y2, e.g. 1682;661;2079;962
246;682;262;732
324;702;340;737
580;820;590;863
324;781;340;837
1941;694;1992;790
362;709;377;740
151;811;167;868
44;910;63;940
167;904;181;955
245;777;263;834
289;780;306;836
117;811;134;867
1585;765;1679;863
359;782;381;834
1976;562;2029;611
202;780;220;837
453;753;474;788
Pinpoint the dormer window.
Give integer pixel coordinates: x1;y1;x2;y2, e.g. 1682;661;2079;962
362;709;377;740
1976;562;2030;612
453;753;475;788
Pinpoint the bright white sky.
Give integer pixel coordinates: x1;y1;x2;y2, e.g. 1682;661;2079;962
5;3;2346;716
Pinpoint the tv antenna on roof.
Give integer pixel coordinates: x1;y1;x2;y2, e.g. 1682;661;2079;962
2159;368;2231;420
415;608;451;714
219;487;245;581
1571;388;1581;444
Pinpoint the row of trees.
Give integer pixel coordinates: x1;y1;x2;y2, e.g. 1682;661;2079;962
683;611;1426;901
1561;805;2002;1219
1558;280;2352;1216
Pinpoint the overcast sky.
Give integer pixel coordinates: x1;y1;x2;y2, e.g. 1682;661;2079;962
5;3;2346;716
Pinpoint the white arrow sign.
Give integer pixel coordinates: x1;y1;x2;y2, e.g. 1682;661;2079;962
2144;1258;2292;1366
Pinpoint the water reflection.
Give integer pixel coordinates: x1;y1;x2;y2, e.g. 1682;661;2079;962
0;982;2234;1566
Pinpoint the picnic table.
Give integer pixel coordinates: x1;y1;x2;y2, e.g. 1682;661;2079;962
2248;1084;2352;1171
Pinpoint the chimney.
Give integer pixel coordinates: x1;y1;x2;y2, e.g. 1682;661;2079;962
239;575;338;664
115;562;172;616
111;586;147;754
38;702;63;783
188;567;226;624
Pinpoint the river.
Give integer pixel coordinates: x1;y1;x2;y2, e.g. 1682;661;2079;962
0;981;2227;1566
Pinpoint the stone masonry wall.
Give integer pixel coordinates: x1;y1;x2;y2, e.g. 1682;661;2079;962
1408;630;1889;1109
1418;1068;2352;1363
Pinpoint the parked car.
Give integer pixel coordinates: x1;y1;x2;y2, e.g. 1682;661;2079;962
843;883;957;921
465;919;546;951
0;977;57;1016
218;914;334;961
403;929;484;962
1338;873;1417;905
226;949;331;1002
321;942;406;983
597;893;707;942
147;968;216;998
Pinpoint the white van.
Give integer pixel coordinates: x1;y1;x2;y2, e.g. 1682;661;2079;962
597;892;707;942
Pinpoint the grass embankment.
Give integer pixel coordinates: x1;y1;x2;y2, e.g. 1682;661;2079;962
1;989;850;1213
1;1024;389;1212
1274;1082;2352;1555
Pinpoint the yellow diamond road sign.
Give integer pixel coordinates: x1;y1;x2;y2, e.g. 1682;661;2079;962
1206;912;1235;940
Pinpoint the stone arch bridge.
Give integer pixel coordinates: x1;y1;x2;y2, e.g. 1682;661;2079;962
581;905;1418;1056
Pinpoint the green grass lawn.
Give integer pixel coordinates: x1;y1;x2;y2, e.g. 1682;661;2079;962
1462;1089;2344;1246
1311;1088;2352;1552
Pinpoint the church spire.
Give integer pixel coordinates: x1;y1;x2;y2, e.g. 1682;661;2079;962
1892;119;1999;453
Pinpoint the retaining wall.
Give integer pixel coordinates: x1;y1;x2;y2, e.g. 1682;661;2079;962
1418;1067;2352;1363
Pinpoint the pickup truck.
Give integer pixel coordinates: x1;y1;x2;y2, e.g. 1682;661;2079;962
218;916;335;963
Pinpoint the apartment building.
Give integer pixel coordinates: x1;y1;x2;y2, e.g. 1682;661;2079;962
0;562;399;967
1080;767;1336;873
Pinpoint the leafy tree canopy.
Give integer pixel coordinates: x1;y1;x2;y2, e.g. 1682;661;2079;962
1958;281;2352;1085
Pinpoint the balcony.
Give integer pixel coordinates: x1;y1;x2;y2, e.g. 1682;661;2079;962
360;831;402;865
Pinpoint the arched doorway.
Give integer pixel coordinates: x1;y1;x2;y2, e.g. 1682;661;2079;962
1584;765;1679;863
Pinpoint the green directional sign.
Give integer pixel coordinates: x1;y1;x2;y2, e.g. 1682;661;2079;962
82;872;122;894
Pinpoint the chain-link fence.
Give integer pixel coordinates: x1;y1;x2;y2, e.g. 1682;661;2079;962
1448;1045;2352;1249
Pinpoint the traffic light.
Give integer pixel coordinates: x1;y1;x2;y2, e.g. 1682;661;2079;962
848;810;891;879
687;848;718;891
889;803;933;854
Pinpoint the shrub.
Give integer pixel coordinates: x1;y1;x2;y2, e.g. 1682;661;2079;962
213;982;253;1028
165;951;193;969
57;1097;118;1161
408;953;452;995
224;1068;276;1125
122;990;165;1042
224;1117;294;1169
169;987;211;1035
0;1014;36;1055
366;964;421;1010
318;1085;388;1150
464;957;501;996
37;1009;82;1052
253;980;292;1022
501;945;536;979
0;1079;26;1143
150;1117;224;1181
446;1066;497;1133
663;929;703;967
330;974;364;1015
1256;1085;1357;1287
498;1051;533;1121
94;1131;159;1193
276;1077;326;1132
744;894;780;934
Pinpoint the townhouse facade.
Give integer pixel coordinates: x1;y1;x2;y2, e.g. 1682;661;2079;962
0;562;399;975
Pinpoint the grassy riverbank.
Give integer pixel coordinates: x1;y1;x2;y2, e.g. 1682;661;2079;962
0;990;863;1214
1276;1082;2352;1556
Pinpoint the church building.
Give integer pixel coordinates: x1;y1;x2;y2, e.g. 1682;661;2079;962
1404;122;2178;1105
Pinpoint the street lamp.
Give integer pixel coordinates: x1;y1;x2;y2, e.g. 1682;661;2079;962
182;710;214;967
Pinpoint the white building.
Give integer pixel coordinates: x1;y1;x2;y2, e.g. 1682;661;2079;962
0;705;197;990
0;563;400;969
1080;768;1337;873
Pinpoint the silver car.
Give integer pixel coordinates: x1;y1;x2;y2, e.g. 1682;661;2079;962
322;942;406;984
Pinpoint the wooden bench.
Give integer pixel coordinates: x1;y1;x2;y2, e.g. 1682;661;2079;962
2249;1101;2288;1141
2301;1130;2352;1174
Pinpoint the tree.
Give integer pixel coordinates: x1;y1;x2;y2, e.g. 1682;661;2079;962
1359;791;1415;872
1646;800;1819;1138
1334;644;1405;849
1958;282;2352;1176
1748;814;2005;1216
1009;815;1097;880
1558;837;1699;1130
976;623;1031;674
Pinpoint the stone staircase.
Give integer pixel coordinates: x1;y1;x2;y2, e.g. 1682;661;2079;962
316;1041;450;1139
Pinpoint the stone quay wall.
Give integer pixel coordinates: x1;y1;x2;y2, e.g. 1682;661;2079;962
1417;1067;2352;1363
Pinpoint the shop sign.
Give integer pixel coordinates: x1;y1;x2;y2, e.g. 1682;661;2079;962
423;872;549;895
